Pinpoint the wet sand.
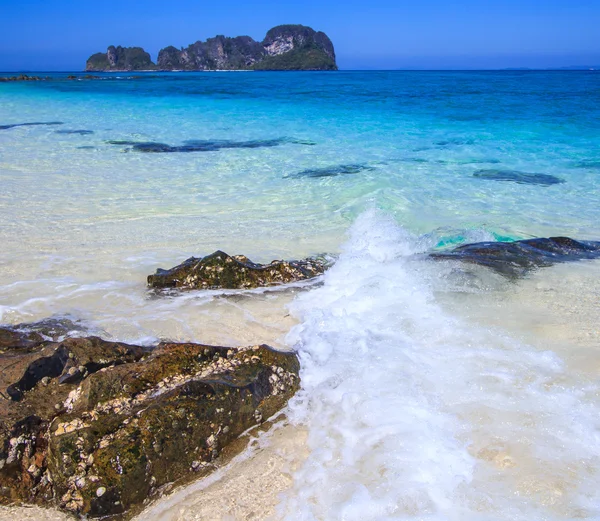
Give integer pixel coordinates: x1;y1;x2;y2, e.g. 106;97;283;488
2;261;599;521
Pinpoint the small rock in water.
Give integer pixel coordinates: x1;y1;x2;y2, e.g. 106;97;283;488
473;169;565;186
0;316;90;351
286;163;375;178
148;250;328;290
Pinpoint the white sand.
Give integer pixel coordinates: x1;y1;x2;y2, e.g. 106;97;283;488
2;261;599;521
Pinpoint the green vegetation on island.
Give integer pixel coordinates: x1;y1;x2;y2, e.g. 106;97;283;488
85;25;337;72
86;46;156;71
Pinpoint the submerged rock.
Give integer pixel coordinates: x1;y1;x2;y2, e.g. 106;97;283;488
286;163;375;178
473;169;565;186
0;333;299;518
434;138;476;146
107;138;314;153
0;317;91;352
573;160;600;169
431;237;600;277
0;122;63;130
55;130;94;135
147;251;327;290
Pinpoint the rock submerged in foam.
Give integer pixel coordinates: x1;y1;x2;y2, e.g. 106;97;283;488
431;237;600;277
0;317;91;351
148;250;327;290
0;326;300;519
473;169;565;186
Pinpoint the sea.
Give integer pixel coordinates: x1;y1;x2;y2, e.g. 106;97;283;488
1;71;599;520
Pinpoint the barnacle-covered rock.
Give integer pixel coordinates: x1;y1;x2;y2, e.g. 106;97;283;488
0;331;299;519
147;250;327;290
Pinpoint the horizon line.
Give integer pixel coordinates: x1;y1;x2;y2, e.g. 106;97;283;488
1;66;599;73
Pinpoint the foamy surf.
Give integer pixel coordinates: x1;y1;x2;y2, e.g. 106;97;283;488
278;210;600;520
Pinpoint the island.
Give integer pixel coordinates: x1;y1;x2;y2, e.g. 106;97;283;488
85;25;337;72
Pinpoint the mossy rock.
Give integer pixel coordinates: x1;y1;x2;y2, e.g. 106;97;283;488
0;331;299;519
147;250;327;290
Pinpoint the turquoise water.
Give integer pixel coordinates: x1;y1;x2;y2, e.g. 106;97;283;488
1;72;600;520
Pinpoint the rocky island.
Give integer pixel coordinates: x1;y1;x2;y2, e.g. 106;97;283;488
85;24;337;71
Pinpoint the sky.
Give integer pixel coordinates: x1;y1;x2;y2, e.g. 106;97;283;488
0;0;598;71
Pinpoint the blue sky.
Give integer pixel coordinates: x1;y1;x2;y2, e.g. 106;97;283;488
0;0;598;70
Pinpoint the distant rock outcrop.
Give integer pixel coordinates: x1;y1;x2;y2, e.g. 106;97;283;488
86;25;337;72
85;46;156;71
255;24;336;70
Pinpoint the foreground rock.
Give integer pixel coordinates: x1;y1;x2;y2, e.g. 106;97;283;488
148;250;327;290
87;24;337;71
431;236;600;277
0;330;300;519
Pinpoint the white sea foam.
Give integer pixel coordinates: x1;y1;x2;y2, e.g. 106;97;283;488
278;210;600;520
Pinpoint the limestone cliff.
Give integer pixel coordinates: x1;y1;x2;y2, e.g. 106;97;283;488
85;25;337;72
85;46;156;71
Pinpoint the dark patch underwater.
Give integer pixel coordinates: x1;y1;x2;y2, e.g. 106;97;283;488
473;169;565;186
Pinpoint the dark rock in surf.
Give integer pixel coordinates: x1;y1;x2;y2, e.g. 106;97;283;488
286;163;375;178
473;169;565;186
147;250;327;290
431;237;600;277
0;318;91;352
0;332;300;519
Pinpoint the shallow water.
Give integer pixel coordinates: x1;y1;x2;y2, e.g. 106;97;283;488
1;71;599;520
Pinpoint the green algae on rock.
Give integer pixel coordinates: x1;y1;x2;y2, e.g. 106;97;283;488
0;331;299;518
147;250;327;290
